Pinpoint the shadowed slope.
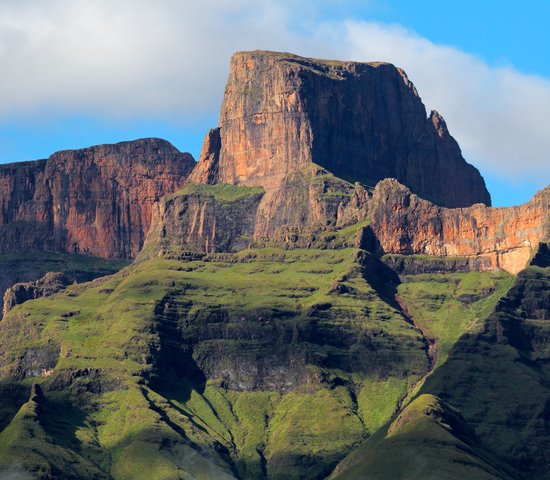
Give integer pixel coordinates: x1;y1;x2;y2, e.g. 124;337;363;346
420;243;550;479
329;394;517;480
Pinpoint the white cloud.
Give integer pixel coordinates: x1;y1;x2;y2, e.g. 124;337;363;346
340;21;550;183
0;1;548;182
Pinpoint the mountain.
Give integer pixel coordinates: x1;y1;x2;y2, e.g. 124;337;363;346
0;138;195;259
419;243;550;479
0;51;547;480
331;245;550;480
190;51;491;210
369;179;549;274
329;394;517;480
0;138;194;308
142;176;548;275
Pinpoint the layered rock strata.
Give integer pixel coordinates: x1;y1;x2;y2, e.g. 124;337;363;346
141;184;265;258
367;179;549;274
0;138;195;258
144;177;548;275
183;51;546;274
190;50;491;211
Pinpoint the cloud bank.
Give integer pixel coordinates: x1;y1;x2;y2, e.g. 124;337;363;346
0;0;548;182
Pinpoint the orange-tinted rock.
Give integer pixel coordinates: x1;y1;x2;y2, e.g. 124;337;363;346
367;179;550;274
191;51;491;209
154;164;371;255
0;138;194;258
159;51;547;273
141;184;265;258
146;172;548;275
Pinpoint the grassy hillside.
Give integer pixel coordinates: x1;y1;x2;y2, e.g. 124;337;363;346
397;270;514;367
328;394;517;480
0;172;534;480
0;234;517;479
331;244;550;480
0;245;423;479
421;249;550;479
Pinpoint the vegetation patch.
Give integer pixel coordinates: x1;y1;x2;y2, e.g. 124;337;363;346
167;183;264;203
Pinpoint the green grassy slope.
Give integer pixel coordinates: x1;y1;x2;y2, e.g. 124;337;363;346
397;270;514;367
0;240;429;479
421;245;550;479
0;385;109;480
0;242;516;479
0;189;533;480
327;261;520;480
328;394;517;480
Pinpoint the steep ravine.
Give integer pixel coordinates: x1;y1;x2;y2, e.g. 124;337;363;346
400;297;437;368
394;294;436;405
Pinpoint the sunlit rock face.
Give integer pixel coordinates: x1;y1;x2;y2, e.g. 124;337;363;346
0;138;195;259
190;50;491;210
367;179;550;274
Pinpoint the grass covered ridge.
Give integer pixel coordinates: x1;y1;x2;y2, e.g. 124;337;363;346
0;246;431;479
0;243;522;479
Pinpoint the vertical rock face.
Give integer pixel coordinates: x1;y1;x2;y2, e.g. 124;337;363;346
190;51;491;208
0;160;52;251
143;174;548;274
141;184;265;258
156;51;548;274
368;179;550;274
0;138;195;258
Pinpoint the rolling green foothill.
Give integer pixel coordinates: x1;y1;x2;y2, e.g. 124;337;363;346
0;230;537;479
0;243;431;479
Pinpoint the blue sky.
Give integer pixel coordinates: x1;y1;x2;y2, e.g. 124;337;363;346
0;0;548;206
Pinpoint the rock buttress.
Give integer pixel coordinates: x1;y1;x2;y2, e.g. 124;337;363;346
368;179;549;274
190;50;491;210
0;138;195;258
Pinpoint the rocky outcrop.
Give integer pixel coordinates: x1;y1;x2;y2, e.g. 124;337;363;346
367;179;550;274
2;272;71;316
146;165;375;256
190;50;491;210
145;175;548;274
141;184;264;258
0;138;195;259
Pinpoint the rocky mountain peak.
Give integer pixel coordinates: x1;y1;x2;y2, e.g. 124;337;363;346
190;50;491;208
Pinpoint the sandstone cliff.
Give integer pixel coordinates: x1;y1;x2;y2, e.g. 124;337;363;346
367;179;550;274
143;164;375;258
183;51;548;275
144;176;548;275
190;50;491;210
141;183;265;258
0;138;195;258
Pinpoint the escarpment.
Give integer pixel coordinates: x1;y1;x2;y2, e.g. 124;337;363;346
144;175;548;274
368;180;550;274
190;50;491;211
1;50;550;480
159;51;546;274
141;183;265;258
0;138;195;259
